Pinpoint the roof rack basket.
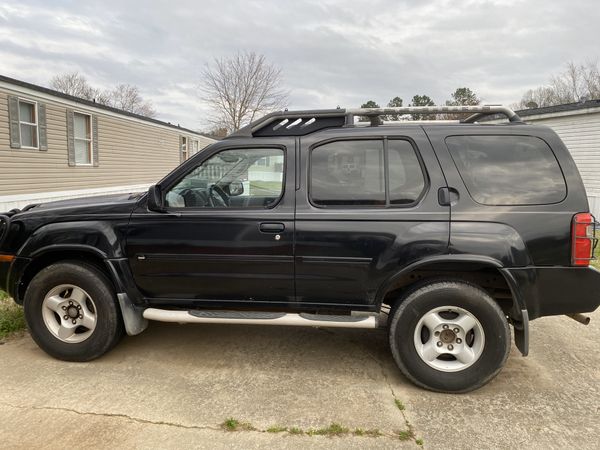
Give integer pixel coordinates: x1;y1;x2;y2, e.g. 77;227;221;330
226;105;522;138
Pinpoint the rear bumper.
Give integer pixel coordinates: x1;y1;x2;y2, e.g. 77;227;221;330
504;266;600;320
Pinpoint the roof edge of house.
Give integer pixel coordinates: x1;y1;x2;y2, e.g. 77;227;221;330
515;99;600;117
0;74;209;138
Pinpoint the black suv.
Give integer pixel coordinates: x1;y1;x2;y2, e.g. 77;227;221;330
1;105;599;393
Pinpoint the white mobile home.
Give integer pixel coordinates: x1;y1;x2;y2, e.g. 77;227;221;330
0;75;214;210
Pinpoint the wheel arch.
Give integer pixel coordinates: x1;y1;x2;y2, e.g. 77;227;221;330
15;246;115;304
376;255;529;355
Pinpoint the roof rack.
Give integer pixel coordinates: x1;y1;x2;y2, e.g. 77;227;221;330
225;105;522;138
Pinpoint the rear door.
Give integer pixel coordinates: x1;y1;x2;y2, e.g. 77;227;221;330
294;126;450;308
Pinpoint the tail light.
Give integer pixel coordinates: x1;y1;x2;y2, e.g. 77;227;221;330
571;213;597;266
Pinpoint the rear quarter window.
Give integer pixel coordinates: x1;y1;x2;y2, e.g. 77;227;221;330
446;135;567;206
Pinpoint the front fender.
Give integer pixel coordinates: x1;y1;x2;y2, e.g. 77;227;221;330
18;221;125;259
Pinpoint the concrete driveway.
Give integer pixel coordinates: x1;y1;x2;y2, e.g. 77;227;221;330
0;309;598;449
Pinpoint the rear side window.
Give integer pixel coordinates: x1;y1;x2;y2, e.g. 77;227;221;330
310;139;426;207
388;140;426;205
446;135;566;206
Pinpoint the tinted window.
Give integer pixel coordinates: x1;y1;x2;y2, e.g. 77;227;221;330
311;140;385;206
310;139;426;207
388;140;426;205
446;135;566;205
165;148;284;208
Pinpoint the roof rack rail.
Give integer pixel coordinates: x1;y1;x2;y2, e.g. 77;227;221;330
225;105;521;139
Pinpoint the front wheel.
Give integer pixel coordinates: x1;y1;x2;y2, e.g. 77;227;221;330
24;262;124;361
388;280;510;393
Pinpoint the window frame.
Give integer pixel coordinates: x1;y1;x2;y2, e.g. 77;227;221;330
17;98;39;150
72;111;94;167
445;134;568;206
308;136;428;209
181;136;188;161
163;144;287;211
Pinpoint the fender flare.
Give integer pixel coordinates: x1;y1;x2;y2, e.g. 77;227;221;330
11;244;111;303
13;245;149;337
28;243;108;259
376;254;529;356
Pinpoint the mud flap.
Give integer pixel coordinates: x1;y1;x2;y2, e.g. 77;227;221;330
117;293;148;336
513;309;529;356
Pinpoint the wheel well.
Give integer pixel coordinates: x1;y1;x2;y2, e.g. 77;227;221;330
382;264;515;316
17;250;116;304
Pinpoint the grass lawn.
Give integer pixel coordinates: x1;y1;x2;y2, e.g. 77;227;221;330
0;290;26;340
248;181;281;196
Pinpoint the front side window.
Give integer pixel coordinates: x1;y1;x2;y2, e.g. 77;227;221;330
73;112;92;165
18;99;38;148
446;135;567;205
165;148;285;208
310;139;426;207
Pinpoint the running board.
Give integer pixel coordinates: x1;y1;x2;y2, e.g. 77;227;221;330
142;308;378;329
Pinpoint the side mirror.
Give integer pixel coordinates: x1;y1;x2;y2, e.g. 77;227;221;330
228;181;244;196
147;185;164;212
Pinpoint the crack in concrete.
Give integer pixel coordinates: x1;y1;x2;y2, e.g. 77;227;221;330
0;401;408;442
0;401;221;432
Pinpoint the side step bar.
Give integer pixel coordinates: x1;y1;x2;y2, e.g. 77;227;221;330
142;308;378;329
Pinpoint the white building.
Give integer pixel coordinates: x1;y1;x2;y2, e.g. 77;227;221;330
0;75;214;211
503;100;600;216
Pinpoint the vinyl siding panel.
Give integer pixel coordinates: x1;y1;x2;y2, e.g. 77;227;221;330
526;112;600;197
0;88;214;197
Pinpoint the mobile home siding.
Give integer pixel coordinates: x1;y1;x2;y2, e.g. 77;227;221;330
521;109;600;216
0;82;214;209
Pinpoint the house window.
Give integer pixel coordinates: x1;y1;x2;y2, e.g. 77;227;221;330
192;139;199;155
181;136;188;161
73;112;93;165
18;99;38;148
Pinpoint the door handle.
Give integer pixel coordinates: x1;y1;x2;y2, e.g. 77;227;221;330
259;222;285;233
438;187;459;206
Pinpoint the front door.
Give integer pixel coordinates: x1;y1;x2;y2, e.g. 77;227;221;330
126;141;295;307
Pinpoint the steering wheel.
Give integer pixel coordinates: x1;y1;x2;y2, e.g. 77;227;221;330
209;184;230;207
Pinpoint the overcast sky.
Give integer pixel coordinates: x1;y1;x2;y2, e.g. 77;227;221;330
1;0;598;130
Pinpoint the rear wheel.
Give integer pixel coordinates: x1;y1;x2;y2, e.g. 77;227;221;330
388;279;510;393
24;262;124;361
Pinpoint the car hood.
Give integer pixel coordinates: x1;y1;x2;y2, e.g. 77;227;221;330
13;191;145;218
0;191;147;255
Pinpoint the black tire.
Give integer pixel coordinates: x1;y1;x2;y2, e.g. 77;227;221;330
24;261;124;361
388;279;510;393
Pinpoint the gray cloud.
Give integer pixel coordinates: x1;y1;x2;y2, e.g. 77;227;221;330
1;0;598;130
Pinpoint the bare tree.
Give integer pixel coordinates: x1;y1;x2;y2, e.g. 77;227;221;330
200;52;289;133
50;72;99;100
49;73;157;117
516;61;600;109
105;84;156;117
